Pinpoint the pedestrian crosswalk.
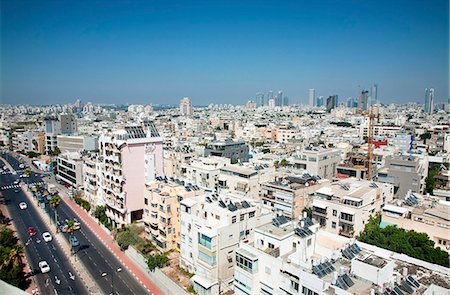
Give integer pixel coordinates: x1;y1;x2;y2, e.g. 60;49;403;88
1;169;24;175
0;181;44;191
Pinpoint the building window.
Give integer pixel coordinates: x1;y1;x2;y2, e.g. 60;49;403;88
291;280;299;291
144;198;148;205
307;239;312;246
268;242;274;249
333;210;337;217
198;250;216;266
198;233;212;249
232;216;237;223
236;253;255;273
240;214;245;221
302;286;318;295
332;222;336;229
249;211;255;218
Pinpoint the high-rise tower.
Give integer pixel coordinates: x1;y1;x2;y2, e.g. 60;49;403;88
425;88;434;114
309;89;315;107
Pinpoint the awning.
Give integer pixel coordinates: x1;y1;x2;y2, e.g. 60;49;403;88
343;196;362;203
192;274;216;289
383;204;409;215
312;201;328;209
340;208;356;215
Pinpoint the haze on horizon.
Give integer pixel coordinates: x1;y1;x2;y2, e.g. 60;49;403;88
1;0;449;106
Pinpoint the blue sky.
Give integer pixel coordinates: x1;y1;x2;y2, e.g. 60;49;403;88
1;0;448;105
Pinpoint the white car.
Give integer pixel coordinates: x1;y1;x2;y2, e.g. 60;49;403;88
42;232;52;242
38;261;50;273
14;180;20;185
19;202;27;210
19;164;24;169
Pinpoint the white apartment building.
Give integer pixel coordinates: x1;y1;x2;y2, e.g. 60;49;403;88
289;146;341;180
98;121;164;227
359;124;402;139
311;178;394;237
186;156;229;190
261;174;330;220
233;217;447;295
274;124;301;143
218;165;260;199
56;152;84;187
44;118;61;154
83;154;102;206
179;193;272;295
57;134;98;153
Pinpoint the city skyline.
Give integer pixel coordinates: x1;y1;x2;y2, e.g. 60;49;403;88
1;0;449;105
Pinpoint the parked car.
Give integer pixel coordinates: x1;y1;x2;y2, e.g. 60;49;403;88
28;227;37;237
38;261;50;273
19;202;27;210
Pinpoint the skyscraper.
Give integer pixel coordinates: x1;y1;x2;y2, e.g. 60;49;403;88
256;92;265;107
357;90;369;111
276;90;283;106
283;96;289;106
267;90;274;103
309;89;315;107
179;97;193;116
425;88;435;114
370;84;378;105
326;96;337;112
316;96;324;107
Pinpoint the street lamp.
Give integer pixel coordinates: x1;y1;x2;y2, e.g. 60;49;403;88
101;267;122;295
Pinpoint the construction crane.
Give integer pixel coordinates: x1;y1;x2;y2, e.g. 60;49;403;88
366;105;375;181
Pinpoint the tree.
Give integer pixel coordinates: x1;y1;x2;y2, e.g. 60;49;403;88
147;253;169;271
358;215;449;267
420;132;431;144
23;168;31;177
0;226;25;287
49;195;61;209
65;219;76;254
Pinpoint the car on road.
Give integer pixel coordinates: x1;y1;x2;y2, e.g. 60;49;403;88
70;236;80;247
42;232;52;242
19;202;27;209
38;261;50;273
59;224;67;232
28;227;37;237
14;180;20;185
19;164;24;169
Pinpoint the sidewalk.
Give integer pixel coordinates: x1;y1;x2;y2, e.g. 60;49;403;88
62;195;163;295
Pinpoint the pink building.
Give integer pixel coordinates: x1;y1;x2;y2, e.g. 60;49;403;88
99;121;163;227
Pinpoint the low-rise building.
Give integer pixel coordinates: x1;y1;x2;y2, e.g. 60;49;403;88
179;193;272;295
311;178;394;237
381;199;450;253
163;146;196;178
56;152;84;188
261;174;330;220
57;134;98;153
204;140;249;163
289;146;341;180
186;156;229;190
218;165;260;199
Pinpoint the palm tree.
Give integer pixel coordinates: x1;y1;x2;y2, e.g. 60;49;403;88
49;195;61;208
49;195;61;231
65;219;76;254
23;168;31;177
0;244;23;270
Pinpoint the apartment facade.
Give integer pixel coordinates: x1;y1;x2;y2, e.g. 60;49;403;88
289;146;341;180
179;193;272;295
204;140;249;163
186;156;229;190
143;179;204;250
377;155;428;197
57;134;98;153
163;146;196;178
98;121;163;227
311;178;394;237
56;152;84;187
218;165;260;199
261;175;330;220
83;154;102;206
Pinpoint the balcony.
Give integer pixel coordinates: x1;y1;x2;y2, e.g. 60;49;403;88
339;228;354;238
312;207;327;216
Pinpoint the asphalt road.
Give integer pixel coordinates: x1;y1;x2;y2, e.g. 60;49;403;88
1;153;89;295
2;152;150;295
